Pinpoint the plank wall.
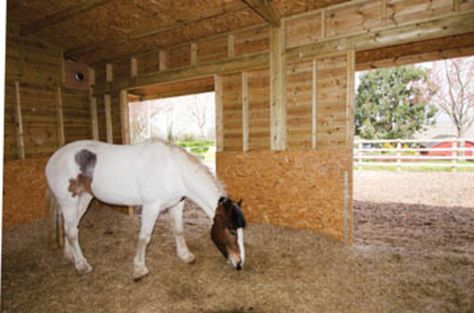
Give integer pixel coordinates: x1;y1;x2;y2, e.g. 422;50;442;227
4;25;92;160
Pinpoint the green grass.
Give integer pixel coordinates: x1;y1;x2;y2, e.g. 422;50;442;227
176;139;215;160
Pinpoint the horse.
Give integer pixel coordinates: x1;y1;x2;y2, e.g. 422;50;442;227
45;139;246;280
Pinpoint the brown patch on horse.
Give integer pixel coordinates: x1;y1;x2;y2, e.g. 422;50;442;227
68;174;93;197
68;149;97;197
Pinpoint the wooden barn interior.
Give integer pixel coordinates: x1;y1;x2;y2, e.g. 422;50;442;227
4;0;474;241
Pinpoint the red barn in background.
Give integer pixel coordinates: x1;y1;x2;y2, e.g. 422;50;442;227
423;140;474;157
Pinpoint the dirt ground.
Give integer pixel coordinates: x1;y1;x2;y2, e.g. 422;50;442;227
2;172;474;312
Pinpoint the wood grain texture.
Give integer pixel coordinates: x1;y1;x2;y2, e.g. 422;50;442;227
3;158;49;228
217;149;353;241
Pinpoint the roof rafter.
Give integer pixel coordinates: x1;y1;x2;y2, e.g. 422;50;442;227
241;0;280;26
64;1;246;59
20;0;114;37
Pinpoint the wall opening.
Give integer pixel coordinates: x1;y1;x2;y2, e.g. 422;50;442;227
129;91;216;172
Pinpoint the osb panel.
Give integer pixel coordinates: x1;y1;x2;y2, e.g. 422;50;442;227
386;0;453;25
234;25;270;56
62;88;91;144
247;69;270;151
317;54;349;149
273;0;350;17
460;0;474;10
197;36;228;64
285;11;322;49
217;149;353;241
286;60;313;150
166;44;191;69
137;51;161;76
326;0;383;37
222;73;243;151
3;158;49;228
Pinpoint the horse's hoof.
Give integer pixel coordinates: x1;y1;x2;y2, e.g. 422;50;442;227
180;252;196;264
76;261;93;275
133;266;149;281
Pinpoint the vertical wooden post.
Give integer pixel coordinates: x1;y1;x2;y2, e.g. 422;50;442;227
381;0;388;27
14;81;25;159
106;63;113;82
311;59;318;149
228;34;235;58
60;54;66;84
120;90;130;145
191;43;197;66
214;75;224;152
242;72;249;152
396;139;402;172
346;50;355;149
89;67;96;86
56;85;65;147
321;9;327;39
130;58;138;77
104;94;113;143
451;140;457;172
454;0;460;12
269;26;286;151
159;50;168;71
90;92;99;140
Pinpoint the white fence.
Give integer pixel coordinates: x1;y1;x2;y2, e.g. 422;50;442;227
354;138;474;171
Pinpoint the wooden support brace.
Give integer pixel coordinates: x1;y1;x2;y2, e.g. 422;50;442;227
159;50;168;71
131;58;138;77
56;85;65;147
228;34;235;58
90;93;99;140
346;50;355;149
104;94;113;143
311;59;318;149
269;26;286;151
191;43;197;66
120;90;130;145
14;81;25;159
214;75;224;152
242;72;249;152
106;63;113;82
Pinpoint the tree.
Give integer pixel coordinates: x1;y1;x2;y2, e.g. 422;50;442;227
429;57;474;138
355;65;437;139
189;95;207;139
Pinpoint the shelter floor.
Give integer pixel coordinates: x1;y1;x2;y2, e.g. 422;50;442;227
2;199;473;313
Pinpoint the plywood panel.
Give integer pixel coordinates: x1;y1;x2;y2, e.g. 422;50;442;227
3;158;49;228
62;87;91;143
247;69;270;150
386;0;453;25
326;0;383;37
222;73;243;151
167;44;191;69
285;11;323;49
138;51;161;75
111;93;123;144
217;149;353;241
112;58;131;81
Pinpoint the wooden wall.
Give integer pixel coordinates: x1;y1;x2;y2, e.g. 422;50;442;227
4;24;92;160
3;25;92;227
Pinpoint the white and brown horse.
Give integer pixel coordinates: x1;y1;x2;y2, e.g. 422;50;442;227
45;139;246;280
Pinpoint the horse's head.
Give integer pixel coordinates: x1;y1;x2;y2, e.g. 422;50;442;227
211;197;246;270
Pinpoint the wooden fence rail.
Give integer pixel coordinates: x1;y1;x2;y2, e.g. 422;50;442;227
354;138;474;171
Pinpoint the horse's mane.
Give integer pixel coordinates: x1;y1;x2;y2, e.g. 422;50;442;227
141;138;226;195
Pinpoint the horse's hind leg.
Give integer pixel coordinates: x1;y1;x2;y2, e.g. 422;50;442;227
64;193;93;265
170;201;195;264
61;195;93;275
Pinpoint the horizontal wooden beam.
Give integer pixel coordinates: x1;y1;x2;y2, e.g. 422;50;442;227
20;0;114;37
242;0;281;26
65;1;245;58
93;11;474;96
286;11;474;63
93;53;269;96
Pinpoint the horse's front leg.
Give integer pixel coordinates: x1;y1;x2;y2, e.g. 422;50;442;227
170;201;195;264
133;202;161;281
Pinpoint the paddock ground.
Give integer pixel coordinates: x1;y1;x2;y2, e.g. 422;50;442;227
2;172;474;312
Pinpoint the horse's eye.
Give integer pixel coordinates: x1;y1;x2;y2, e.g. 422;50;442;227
229;229;237;236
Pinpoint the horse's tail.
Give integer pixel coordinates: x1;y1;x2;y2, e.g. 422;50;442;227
46;186;64;249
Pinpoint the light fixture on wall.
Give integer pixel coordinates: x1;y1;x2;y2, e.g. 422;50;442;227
74;72;85;82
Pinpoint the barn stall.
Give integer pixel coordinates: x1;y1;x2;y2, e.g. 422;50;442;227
3;0;474;312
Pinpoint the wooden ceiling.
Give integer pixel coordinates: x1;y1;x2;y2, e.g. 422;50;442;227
8;0;349;65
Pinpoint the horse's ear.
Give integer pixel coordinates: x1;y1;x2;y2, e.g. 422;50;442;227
237;198;243;207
